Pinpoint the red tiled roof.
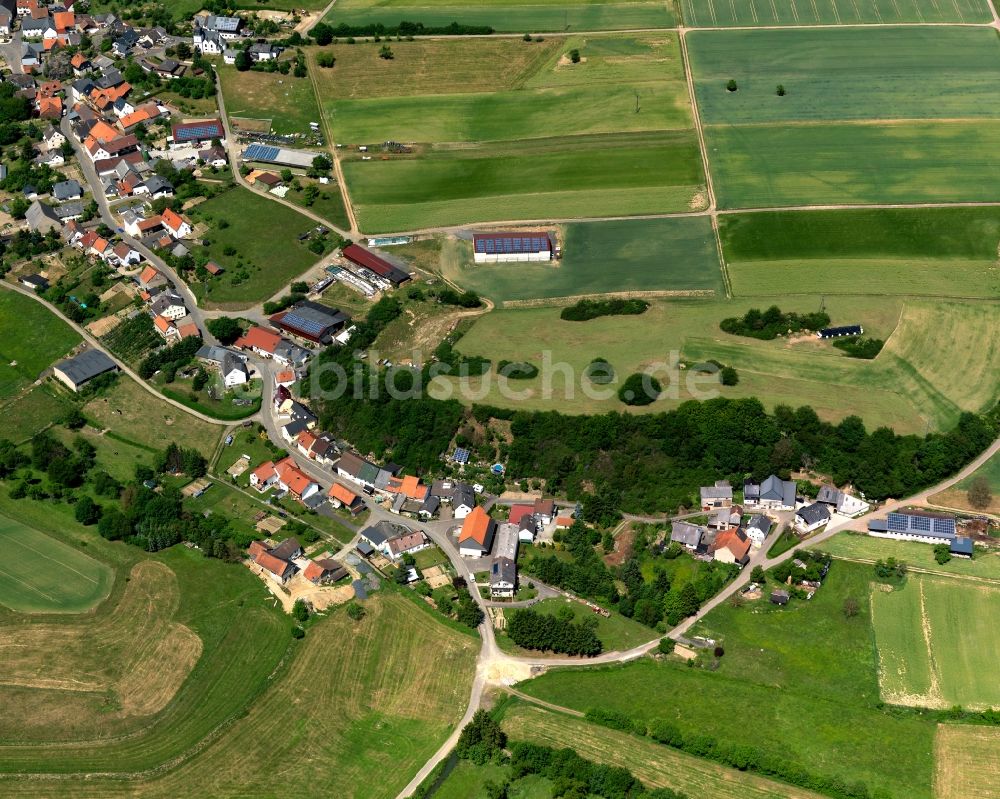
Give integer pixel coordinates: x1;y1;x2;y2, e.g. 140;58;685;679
507;504;534;526
459;506;492;546
255;550;291;579
235;326;281;353
328;483;359;506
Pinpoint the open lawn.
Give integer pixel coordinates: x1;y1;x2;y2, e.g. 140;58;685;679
83;378;224;456
503;704;828;799
689;27;1000;124
0;384;72;444
871;574;1000;709
935;724;1000;799
437;295;996;432
930;449;1000;514
442;217;723;305
285;183;352;230
0;592;477;797
0;289;80;399
189;187;332;307
325;0;677;32
0;517;112;614
707;120;1000;208
720;207;1000;300
345;133;704;232
819;533;1000;580
218;63;321;136
681;0;991;25
520;560;938;799
322;34;692;144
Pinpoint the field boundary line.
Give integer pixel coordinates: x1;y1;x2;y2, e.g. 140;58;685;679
828;554;1000;585
499;289;717;308
0;564;56;602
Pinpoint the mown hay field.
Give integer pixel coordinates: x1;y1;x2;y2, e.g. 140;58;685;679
503;703;829;799
0;592;478;798
0;516;112;613
0;290;79;399
872;575;1000;709
935;724;1000;799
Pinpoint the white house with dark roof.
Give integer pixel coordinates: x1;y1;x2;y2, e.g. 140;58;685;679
745;514;772;547
794;502;831;534
744;475;796;511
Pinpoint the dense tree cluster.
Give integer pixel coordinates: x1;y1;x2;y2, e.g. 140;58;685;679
456;710;507;764
138;336;203;380
506;606;602;656
314;21;494;39
560;298;649;322
496;360;539;380
832;337;884;359
206;316;244;345
509;742;687;799
720;306;830;340
522;521;616;600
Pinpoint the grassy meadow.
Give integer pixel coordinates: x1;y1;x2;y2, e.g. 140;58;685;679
0;384;72;444
436;217;722;304
188;187;331;306
0;290;80;399
498;597;655;653
0;517;113;613
316;35;704;230
519;561;938;799
681;0;991;25
218;63;321;135
324;0;677;32
720;208;1000;299
433;295;997;432
929;449;1000;514
819;533;1000;580
689;27;1000;124
871;574;1000;709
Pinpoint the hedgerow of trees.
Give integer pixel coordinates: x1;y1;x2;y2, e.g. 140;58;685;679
720;306;830;340
560;297;649;322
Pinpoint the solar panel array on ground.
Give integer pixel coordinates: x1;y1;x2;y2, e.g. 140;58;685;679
452;448;470;464
244;144;280;162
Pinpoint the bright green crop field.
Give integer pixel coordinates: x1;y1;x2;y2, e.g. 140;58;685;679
689;27;1000;124
345;132;705;231
442;217;722;303
872;574;1000;709
706;120;1000;208
0;517;113;614
681;0;990;25
325;0;677;32
721;208;1000;298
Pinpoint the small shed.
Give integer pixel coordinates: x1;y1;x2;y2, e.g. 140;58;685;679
770;589;790;606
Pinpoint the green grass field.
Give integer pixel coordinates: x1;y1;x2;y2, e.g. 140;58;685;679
284;184;352;230
872;574;1000;709
819;533;1000;580
689;27;1000;124
346;132;704;231
318;35;704;230
438;295;997;432
681;0;990;25
440;217;722;304
188;187;331;306
519;561;938;799
707;120;1000;208
218;63;321;135
0;290;80;399
720;208;1000;299
0;592;477;797
0;517;113;613
0;384;72;444
935;724;1000;799
325;0;677;32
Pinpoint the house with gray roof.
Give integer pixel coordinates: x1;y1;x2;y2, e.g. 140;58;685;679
52;179;83;202
25;200;61;234
700;480;733;508
744;475;797;511
745;514;772;547
670;521;704;551
794;502;831;534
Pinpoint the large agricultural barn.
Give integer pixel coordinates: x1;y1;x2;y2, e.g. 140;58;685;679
270;301;350;345
241;143;320;170
53;349;118;392
342;243;411;287
473;231;553;263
